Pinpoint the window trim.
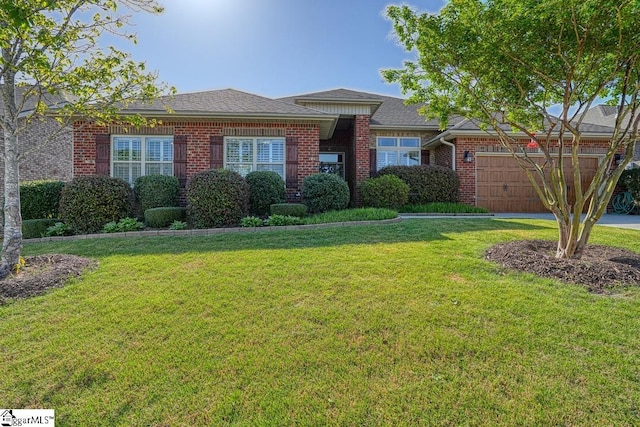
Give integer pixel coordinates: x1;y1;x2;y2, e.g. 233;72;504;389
223;136;286;180
375;136;421;170
111;134;174;184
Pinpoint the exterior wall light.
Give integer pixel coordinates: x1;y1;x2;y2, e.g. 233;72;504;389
463;150;473;163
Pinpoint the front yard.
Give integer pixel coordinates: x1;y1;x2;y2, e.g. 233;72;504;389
2;218;640;425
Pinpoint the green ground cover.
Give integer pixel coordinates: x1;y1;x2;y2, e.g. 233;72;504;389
2;218;640;426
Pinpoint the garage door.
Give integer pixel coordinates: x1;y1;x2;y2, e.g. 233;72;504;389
476;155;599;213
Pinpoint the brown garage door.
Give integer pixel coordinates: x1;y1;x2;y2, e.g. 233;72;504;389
476;155;599;212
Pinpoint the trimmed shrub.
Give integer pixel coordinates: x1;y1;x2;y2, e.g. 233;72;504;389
265;214;303;226
245;171;286;215
301;173;350;213
186;169;249;228
360;175;409;209
144;207;187;228
270;203;308;217
134;175;180;215
22;218;58;239
59;175;134;234
620;168;640;201
20;180;66;220
377;165;459;204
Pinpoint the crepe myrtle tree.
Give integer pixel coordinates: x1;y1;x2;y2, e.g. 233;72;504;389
0;0;173;278
383;0;640;259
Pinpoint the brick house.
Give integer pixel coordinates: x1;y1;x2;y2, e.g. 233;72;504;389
72;88;616;212
0;86;73;195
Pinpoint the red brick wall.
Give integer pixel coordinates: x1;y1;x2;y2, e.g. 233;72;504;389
73;120;320;198
354;115;371;205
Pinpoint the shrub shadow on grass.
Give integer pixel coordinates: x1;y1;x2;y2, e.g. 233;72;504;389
23;218;551;258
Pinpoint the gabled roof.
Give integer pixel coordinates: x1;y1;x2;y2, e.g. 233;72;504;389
0;85;72;116
125;89;333;117
280;88;446;130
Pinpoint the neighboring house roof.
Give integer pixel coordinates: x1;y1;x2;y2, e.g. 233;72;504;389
0;85;72;117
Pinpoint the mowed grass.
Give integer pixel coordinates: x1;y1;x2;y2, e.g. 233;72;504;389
2;218;640;426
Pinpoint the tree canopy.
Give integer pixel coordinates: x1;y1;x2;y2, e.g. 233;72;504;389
384;0;640;258
0;0;171;277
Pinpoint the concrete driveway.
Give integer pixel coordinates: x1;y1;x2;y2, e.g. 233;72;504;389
400;213;640;231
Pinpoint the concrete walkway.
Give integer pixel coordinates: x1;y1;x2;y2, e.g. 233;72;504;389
400;213;640;231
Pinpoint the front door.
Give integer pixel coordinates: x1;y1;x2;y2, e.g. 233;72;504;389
319;152;345;179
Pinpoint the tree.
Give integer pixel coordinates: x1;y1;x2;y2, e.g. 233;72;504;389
0;0;171;278
383;0;640;259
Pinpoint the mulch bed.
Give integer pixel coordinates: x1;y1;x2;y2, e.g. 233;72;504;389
0;254;96;303
486;240;640;293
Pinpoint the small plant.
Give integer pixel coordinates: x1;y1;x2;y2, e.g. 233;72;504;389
102;217;145;233
241;216;265;227
169;220;188;230
270;203;308;217
12;257;26;274
264;214;303;226
45;222;74;237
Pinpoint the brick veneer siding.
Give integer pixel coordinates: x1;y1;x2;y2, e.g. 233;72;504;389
453;137;615;206
353;115;371;205
0;116;72;195
73;120;320;201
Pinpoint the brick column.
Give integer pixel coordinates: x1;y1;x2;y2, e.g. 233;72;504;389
354;115;371;206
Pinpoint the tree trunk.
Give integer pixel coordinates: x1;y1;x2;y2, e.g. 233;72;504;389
1;129;23;279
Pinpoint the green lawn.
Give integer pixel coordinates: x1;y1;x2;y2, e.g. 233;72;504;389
2;218;640;426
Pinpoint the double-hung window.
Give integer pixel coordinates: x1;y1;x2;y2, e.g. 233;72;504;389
112;135;174;185
225;137;285;179
376;137;421;170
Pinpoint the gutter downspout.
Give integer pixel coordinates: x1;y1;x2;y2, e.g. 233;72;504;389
440;138;456;171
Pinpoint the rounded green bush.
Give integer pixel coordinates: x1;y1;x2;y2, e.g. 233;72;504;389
377;165;459;204
59;175;134;234
360;175;409;209
245;171;286;215
270;203;308;217
144;207;187;228
302;173;350;213
134;175;180;215
20;180;66;220
186;169;249;228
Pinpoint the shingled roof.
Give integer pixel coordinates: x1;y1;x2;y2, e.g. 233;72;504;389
124;88;334;117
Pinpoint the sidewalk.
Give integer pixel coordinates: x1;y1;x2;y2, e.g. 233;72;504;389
399;212;640;231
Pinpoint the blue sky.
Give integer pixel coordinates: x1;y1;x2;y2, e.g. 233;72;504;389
117;0;446;98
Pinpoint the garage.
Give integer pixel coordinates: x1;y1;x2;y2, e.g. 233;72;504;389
476;154;600;212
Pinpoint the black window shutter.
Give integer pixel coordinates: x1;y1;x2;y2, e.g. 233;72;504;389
173;135;188;187
285;137;298;188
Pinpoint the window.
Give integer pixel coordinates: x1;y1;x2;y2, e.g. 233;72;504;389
112;135;173;185
376;137;421;170
319;152;345;178
225;137;285;179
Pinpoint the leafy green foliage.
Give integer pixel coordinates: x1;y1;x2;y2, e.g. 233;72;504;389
401;203;489;214
22;219;58;239
45;222;74;237
264;215;303;226
186;169;249;228
302;208;398;224
377;165;459;204
144;207;187;228
245;171;286;215
169;220;188;231
102;217;145;233
302;173;350;213
241;216;265;228
620;169;640;201
270;203;308;217
59;175;134;234
134;175;180;215
383;0;640;258
19;180;66;220
360;175;410;209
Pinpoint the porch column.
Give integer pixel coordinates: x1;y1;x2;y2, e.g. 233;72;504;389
354;114;371;206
